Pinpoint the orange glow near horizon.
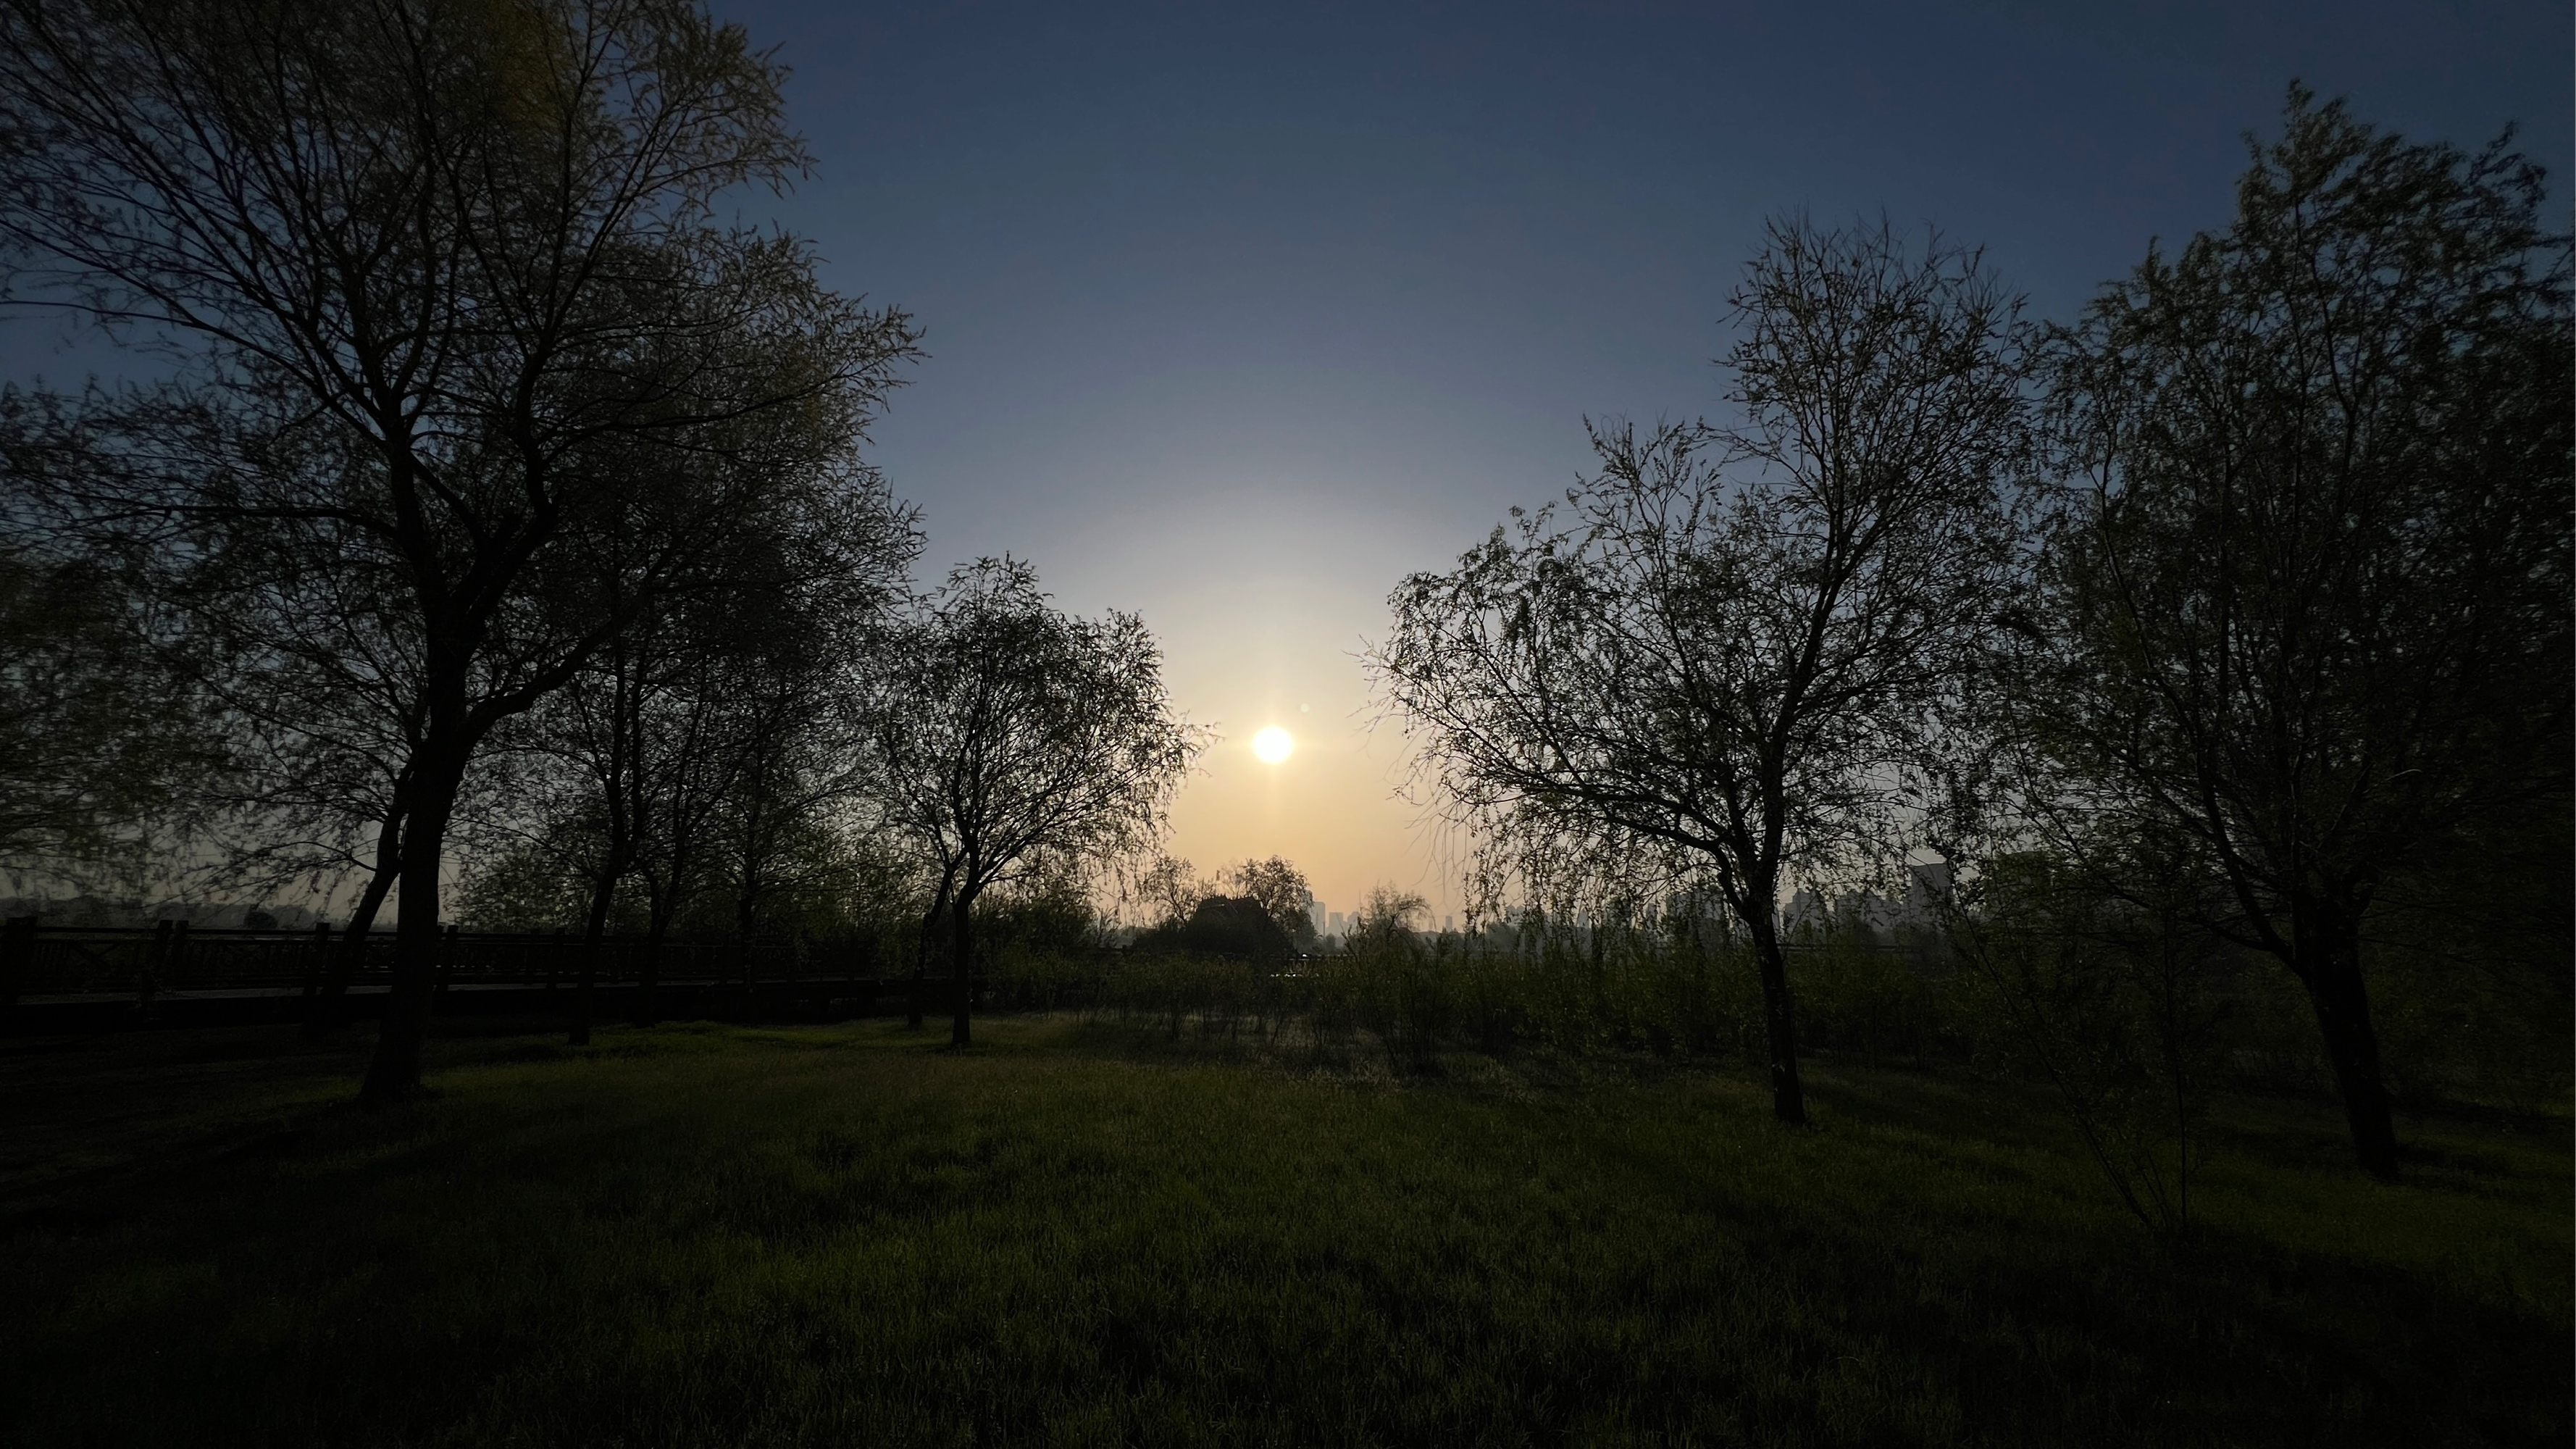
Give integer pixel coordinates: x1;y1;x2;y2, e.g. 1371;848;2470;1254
1012;492;1465;925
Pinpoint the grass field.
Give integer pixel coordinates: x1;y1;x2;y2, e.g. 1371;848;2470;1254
1;1017;2566;1447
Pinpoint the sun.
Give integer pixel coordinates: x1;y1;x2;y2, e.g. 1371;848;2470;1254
1252;726;1295;764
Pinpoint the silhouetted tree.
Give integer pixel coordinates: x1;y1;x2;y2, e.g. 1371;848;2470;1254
1339;885;1447;1070
704;661;852;1008
1373;219;2029;1124
2026;88;2572;1177
1224;856;1317;948
0;0;918;1102
863;559;1203;1047
1346;885;1428;951
970;867;1099;972
1126;852;1210;932
472;480;911;1040
1139;895;1292;960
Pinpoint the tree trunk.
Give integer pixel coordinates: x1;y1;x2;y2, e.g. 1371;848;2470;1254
636;898;672;1027
950;883;977;1048
305;812;401;1041
1744;911;1808;1125
0;914;33;1036
578;647;631;1045
734;886;758;1023
909;869;953;1032
361;753;462;1107
572;866;616;1047
2296;903;2400;1178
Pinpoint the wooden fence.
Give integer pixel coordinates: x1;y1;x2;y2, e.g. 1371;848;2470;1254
0;918;889;1028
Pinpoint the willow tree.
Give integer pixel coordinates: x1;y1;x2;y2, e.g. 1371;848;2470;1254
2031;88;2572;1177
0;0;917;1101
1371;219;2029;1124
864;559;1203;1048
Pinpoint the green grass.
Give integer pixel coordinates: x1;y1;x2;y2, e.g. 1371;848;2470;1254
0;1018;2565;1447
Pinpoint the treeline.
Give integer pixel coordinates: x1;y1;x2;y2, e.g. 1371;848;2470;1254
0;0;1200;1096
1042;888;2562;1227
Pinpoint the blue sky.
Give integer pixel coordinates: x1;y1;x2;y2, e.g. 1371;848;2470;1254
7;0;2566;914
701;0;2564;912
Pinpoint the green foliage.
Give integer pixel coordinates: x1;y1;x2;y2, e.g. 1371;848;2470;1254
1;1023;2564;1445
458;811;917;953
2025;83;2574;1174
1946;851;2234;1235
2360;785;2575;1108
453;835;610;933
974;868;1100;998
0;542;222;883
1015;872;2564;1187
719;816;890;943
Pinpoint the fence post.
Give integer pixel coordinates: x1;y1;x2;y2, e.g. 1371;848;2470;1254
844;933;863;1022
297;919;331;1028
435;923;459;1002
633;930;661;1028
736;935;753;1023
0;915;34;1035
136;918;175;1022
570;930;596;1048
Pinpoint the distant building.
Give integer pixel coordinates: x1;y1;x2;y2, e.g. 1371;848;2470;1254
1904;860;1952;919
1328;911;1346;935
1782;861;1953;938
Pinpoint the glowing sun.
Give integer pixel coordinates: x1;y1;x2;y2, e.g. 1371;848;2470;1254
1252;726;1295;764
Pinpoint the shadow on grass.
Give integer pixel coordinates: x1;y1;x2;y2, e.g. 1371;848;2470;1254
0;1019;2564;1447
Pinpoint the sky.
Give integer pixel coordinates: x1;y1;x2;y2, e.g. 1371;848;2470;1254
682;0;2568;921
6;1;2567;922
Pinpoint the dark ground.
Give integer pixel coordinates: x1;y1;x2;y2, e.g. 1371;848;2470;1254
1;1018;2566;1446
